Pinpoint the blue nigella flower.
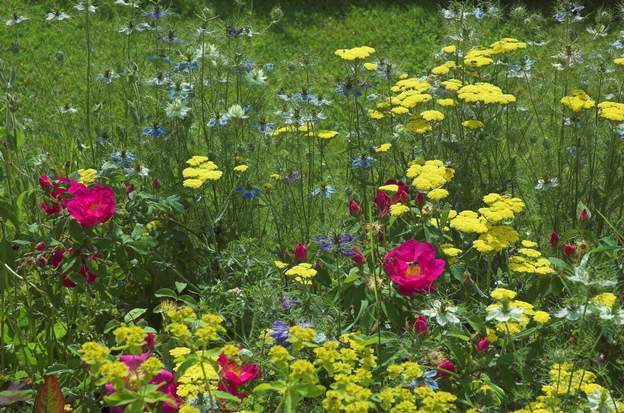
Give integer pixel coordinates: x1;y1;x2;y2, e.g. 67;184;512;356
281;295;300;311
408;370;439;390
270;320;290;346
143;125;167;139
254;122;275;134
313;233;355;256
263;63;274;71
144;8;166;20
351;155;376;169
236;186;260;200
311;185;335;199
313;332;327;344
110;151;136;169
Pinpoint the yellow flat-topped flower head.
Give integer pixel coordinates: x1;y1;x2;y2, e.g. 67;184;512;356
335;46;375;61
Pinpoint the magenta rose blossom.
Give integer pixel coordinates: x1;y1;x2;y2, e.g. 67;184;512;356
384;240;445;296
66;184;116;227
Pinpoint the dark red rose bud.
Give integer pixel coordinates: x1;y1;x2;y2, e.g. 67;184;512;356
563;243;576;257
437;359;455;379
126;183;135;193
579;208;590;222
294;242;308;262
413;315;429;335
348;199;362;217
475;338;490;354
351;247;365;266
549;231;560;248
35;241;46;251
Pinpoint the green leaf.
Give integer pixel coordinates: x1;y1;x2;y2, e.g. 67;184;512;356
33;376;65;413
154;288;177;299
124;308;147;323
253;381;287;394
213;390;242;402
175;282;187;293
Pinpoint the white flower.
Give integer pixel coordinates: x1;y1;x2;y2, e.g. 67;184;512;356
74;2;97;13
165;98;190;119
227;104;248;119
139;166;150;177
245;68;268;86
5;15;28;26
555;305;587;321
421;300;460;327
486;305;524;323
46;11;71;21
115;0;140;6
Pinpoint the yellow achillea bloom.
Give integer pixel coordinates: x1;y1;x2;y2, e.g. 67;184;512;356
368;109;385;119
285;263;317;285
389;204;409;217
334;46;375;61
479;193;525;222
458;82;516;105
449;210;488;234
233;164;249;172
490;38;527;54
597;101;624;121
614;57;624;65
509;247;555;275
441;79;462;91
464;54;493;67
404;117;432;134
406;160;454;191
473;225;519;253
490;288;517;300
363;62;378;71
427;188;449;201
436;98;455;107
463;120;484;129
441;45;457;54
533;311;550;324
316;130;338;139
78;168;97;185
420;110;444;122
274;260;288;269
390;106;409;115
592;292;617;308
374;143;392;153
183;156;223;189
560;89;595;112
431;61;456;75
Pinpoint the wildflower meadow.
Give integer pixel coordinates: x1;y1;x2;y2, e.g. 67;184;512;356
3;0;624;412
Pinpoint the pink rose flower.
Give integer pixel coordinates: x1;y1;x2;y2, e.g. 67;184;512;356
217;353;260;399
413;315;429;335
66;184;116;227
384;240;445;296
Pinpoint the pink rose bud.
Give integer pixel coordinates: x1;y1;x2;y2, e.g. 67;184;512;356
549;231;560;247
416;191;426;206
294;242;308;262
39;175;54;191
563;243;576;257
413;315;429;335
351;247;365;266
348;199;362;217
35;241;46;251
437;359;455;379
579;208;590;222
475;338;490;354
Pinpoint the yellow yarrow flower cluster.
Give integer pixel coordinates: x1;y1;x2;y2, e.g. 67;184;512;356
597;101;624;122
458;82;516;105
615;57;624;66
441;79;462;91
449;211;489;234
335;46;375;61
113;324;146;351
405;160;454;191
463;38;526;68
431;61;456;75
285;262;317;285
592;292;618;308
79;341;110;365
509;241;555;275
78;168;97;185
183;156;223;189
479;193;525;223
560;89;595;112
379;384;457;413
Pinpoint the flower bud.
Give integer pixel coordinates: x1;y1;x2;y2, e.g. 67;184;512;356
563;243;576;257
416;191;426;206
294;242;308;262
549;231;560;247
152;177;161;190
413;315;429;335
35;241;46;251
437;359;455;379
579;208;590;222
475;338;490;354
351;247;365;266
348;199;362;217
